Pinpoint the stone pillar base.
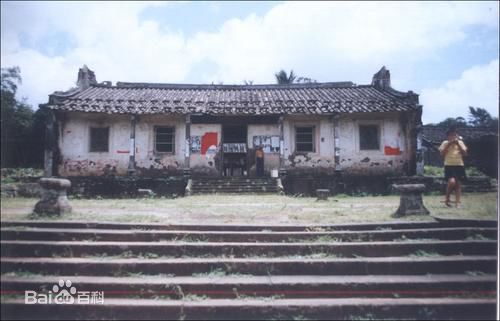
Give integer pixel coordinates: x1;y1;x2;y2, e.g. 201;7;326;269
392;184;429;217
33;178;72;216
316;189;330;201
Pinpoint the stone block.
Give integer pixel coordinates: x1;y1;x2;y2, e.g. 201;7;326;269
316;189;330;201
392;184;429;217
33;178;72;216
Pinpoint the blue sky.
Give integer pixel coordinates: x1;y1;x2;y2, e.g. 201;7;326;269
1;1;498;124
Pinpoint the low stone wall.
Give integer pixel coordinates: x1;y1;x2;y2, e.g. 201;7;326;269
67;176;187;198
387;176;496;194
281;172;390;196
282;173;496;197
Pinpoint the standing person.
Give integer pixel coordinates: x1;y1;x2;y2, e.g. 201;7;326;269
255;145;264;177
438;127;468;208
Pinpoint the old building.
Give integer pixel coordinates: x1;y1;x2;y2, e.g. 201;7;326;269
41;66;423;195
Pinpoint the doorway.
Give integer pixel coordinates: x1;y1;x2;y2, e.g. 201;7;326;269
222;125;248;176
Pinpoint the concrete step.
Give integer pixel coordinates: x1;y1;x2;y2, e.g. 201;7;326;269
1;256;496;276
192;181;277;185
2;219;494;231
1;227;496;242
191;189;279;193
190;187;279;192
2;240;496;258
1;274;496;299
1;297;496;320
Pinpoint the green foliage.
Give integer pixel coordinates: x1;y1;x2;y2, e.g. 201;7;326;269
423;166;444;176
424;165;486;177
431;107;498;129
275;69;297;84
435;116;468;128
1;67;45;168
468;106;498;127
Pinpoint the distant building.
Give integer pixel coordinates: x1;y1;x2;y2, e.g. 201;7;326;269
40;66;424;190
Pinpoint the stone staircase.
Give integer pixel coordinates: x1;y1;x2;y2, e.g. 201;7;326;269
189;177;280;195
0;219;497;320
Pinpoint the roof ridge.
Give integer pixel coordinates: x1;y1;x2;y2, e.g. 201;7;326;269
110;81;357;90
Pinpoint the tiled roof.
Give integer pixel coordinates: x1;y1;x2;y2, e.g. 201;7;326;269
423;125;498;144
46;81;419;115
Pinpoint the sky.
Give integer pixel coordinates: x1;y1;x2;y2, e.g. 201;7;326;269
1;1;498;124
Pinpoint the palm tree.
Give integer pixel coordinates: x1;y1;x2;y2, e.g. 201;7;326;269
274;70;296;84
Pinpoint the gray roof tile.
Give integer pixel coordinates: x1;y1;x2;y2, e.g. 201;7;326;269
46;82;418;115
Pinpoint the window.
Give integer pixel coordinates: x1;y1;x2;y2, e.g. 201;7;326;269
359;124;380;150
89;127;109;152
155;126;175;153
295;126;315;152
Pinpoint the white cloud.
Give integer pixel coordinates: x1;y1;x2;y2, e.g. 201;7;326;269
420;59;499;124
1;0;498;114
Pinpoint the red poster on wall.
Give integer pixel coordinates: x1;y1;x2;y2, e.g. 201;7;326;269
384;146;401;155
201;132;218;155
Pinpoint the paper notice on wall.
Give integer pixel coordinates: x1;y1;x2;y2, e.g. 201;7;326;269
253;136;261;147
129;139;135;156
271;136;279;148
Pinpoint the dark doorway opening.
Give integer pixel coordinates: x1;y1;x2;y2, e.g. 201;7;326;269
222;125;248;176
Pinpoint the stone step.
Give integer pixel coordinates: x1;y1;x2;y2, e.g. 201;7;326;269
1;227;496;242
1;219;495;231
1;274;496;299
192;180;277;184
1;297;496;320
191;190;279;194
1;240;496;258
191;183;278;187
1;256;496;276
191;185;277;188
190;186;279;191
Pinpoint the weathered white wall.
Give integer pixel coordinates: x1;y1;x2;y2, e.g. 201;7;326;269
283;115;336;168
58;113;129;176
135;114;186;175
58;112;186;176
247;124;280;173
58;112;409;177
283;113;407;175
337;113;406;175
190;124;222;175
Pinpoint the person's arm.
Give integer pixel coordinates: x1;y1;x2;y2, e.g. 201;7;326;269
457;140;468;157
439;141;451;157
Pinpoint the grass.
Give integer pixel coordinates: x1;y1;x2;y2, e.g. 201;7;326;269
408;250;441;257
423;165;487;177
1;192;497;225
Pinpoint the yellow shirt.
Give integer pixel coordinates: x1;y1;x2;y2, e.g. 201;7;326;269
438;140;467;166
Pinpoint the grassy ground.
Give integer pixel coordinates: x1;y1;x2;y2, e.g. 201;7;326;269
0;192;497;225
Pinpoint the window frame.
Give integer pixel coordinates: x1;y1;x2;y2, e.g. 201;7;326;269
358;123;381;151
89;126;110;153
154;126;176;154
295;125;316;153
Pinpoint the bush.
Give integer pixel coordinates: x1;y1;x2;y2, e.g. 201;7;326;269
424;165;487;177
424;166;444;176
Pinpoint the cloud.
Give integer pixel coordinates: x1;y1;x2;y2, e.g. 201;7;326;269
420;59;499;124
1;0;498;116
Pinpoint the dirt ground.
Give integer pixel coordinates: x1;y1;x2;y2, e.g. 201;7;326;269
1;192;497;225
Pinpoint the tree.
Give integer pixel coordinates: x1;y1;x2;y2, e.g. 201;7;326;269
296;77;317;84
1;66;40;167
435;117;468;128
275;70;297;84
468;106;498;128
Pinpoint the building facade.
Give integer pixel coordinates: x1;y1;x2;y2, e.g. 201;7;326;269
41;66;424;183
